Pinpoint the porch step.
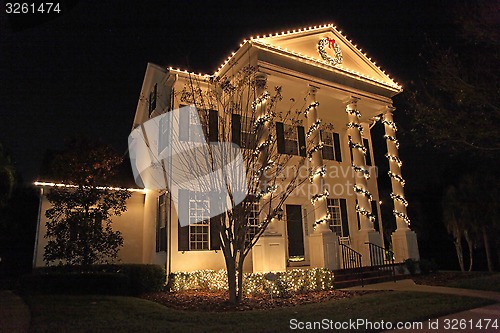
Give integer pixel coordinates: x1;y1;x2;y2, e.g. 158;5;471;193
333;266;399;289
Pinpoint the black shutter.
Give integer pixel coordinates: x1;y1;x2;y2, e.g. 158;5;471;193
177;189;190;251
276;122;285;154
297;126;306;157
231;114;241;145
209;109;219;142
340;199;349;237
178;105;189;142
371;200;379;231
363;138;371;166
348;135;353;163
334;132;342;162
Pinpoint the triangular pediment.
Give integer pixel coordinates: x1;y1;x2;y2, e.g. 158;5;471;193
252;25;401;91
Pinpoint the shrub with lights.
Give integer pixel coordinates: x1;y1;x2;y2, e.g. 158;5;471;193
169;268;334;298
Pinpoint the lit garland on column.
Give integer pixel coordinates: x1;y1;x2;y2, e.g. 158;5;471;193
346;122;364;135
349;139;367;154
354;184;373;200
356;204;376;222
314;212;331;226
393;210;411;224
303;101;319;118
385;153;402;167
307;142;324;160
251;91;270;110
352;164;370;179
381;118;398;131
253;137;274;156
383;109;411;226
254;160;275;179
346;108;361;118
306;119;322;137
383;134;400;149
311;189;329;204
253;113;275;133
309;165;327;183
388;171;406;186
391;193;408;207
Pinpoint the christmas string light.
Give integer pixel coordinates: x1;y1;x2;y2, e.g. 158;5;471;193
346;108;361;118
306;119;322;137
309;165;327;182
307;142;324;159
383;134;400;148
388;171;406;186
391;193;408;207
253;137;273;156
346;122;364;135
256;184;277;199
314;212;331;226
349;140;367;155
352;164;371;179
356;204;376;222
253;113;275;133
303;101;319;118
317;37;343;66
385;153;402;167
354;184;373;200
381;119;398;131
251;91;270;110
311;189;329;204
393;210;411;225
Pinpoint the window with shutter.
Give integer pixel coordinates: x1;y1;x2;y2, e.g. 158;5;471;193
321;130;335;160
156;193;167;252
276;122;305;156
240;115;256;149
188;192;210;250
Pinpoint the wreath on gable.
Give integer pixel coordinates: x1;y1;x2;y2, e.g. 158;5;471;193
318;37;343;66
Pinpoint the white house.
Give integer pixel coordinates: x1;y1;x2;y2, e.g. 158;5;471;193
33;24;419;274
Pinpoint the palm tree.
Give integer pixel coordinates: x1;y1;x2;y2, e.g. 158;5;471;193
0;143;16;208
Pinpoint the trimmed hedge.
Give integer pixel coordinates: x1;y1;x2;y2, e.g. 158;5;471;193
21;264;165;295
169;268;335;297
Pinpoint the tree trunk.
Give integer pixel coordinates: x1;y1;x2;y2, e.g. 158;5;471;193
453;236;465;272
226;258;237;304
236;255;245;302
482;226;493;272
464;231;474;272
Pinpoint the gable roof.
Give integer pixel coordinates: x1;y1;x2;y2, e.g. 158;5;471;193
168;24;402;94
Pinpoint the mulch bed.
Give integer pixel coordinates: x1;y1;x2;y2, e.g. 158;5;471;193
412;271;493;287
141;289;376;312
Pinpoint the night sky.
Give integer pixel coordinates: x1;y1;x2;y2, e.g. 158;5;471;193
1;0;456;183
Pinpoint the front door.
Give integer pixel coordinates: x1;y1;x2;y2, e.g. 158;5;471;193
286;204;304;260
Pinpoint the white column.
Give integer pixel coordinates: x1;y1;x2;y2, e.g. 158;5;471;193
345;98;374;231
252;73;286;272
346;97;381;265
307;86;339;270
382;106;419;262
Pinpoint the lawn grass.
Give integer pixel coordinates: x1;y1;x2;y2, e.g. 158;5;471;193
446;273;500;292
24;291;494;333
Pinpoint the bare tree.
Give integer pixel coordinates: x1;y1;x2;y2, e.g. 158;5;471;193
168;66;322;303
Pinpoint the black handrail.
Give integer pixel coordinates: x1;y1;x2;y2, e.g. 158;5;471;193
365;242;396;282
340;244;363;287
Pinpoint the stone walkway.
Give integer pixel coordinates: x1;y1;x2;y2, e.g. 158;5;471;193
0;290;30;333
344;279;500;332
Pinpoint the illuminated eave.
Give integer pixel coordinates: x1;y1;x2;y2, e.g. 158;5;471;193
164;23;402;93
214;23;402;92
34;181;147;194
